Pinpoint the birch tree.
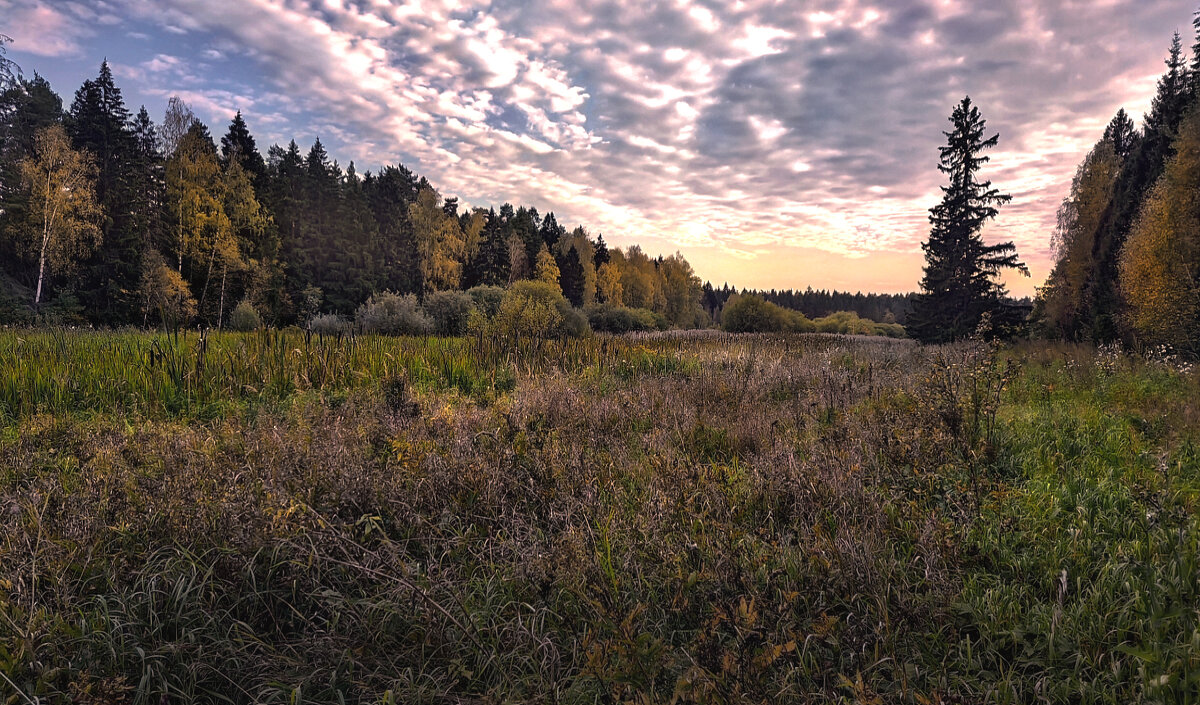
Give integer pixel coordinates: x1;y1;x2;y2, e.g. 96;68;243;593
18;124;102;307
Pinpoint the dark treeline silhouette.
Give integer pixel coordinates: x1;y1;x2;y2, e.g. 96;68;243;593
699;283;913;324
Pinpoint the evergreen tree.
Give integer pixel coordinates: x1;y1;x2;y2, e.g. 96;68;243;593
908;97;1026;343
261;140;306;319
69;61;143;323
128;106;166;268
559;243;586;306
466;208;510;287
593;232;610;268
1192;8;1200;97
220;111;266;183
539;211;565;249
1102;109;1138;159
363;164;420;295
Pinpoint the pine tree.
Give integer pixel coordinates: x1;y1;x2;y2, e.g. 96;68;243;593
907;97;1026;343
363;164;420;295
466;208;510;287
128;106;166;278
539;211;565;249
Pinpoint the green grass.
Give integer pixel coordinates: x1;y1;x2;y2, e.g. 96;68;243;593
0;332;1196;703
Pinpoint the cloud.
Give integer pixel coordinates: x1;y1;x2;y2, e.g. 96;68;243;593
1;0;90;56
6;0;1191;294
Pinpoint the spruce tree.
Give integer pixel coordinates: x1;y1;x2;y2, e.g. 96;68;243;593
69;61;142;323
593;232;610;268
908;97;1026;343
220;111;265;183
559;243;586;307
1102;109;1138;159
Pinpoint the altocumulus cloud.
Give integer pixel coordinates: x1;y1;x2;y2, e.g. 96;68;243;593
1;0;1192;294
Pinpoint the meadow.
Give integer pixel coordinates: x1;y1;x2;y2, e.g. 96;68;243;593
1;329;1198;704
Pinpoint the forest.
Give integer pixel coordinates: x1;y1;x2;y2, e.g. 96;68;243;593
1034;25;1200;355
0;54;916;341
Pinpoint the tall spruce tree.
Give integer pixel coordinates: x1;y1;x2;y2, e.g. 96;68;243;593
69;61;142;323
363;164;420;295
908;97;1026;343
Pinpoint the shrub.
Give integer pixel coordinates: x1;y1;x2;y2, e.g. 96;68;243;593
556;300;591;338
228;299;263;332
721;294;812;333
424;290;474;336
308;312;349;335
586;304;659;333
356;291;431;335
472;280;590;340
467;285;505;318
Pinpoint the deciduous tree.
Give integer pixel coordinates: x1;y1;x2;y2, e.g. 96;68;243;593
17;124;102;306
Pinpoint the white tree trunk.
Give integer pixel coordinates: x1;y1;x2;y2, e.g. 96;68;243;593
35;170;52;307
218;261;227;330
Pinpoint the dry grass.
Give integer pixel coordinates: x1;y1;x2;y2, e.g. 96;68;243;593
0;332;1197;703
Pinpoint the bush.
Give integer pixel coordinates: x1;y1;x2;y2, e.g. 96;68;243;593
308;312;349;335
586;304;659;333
556;300;591;338
721;294;812;333
466;285;505;318
424;290;474;336
472;280;590;340
356;291;431;335
228;300;263;332
811;311;908;338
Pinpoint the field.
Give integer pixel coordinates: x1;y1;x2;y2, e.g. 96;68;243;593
1;330;1198;704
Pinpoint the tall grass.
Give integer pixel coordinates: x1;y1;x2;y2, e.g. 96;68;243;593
0;333;1197;703
0;329;701;418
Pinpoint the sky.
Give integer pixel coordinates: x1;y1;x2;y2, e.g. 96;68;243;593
1;0;1194;296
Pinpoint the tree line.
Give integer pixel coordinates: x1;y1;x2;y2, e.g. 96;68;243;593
1034;10;1200;355
0;55;710;332
700;283;913;325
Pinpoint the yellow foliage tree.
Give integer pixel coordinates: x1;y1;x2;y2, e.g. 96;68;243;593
1039;141;1120;338
218;159;269;327
167;126;231;316
139;247;197;326
17;125;102;307
597;260;624;305
534;243;561;290
1120;109;1200;352
410;187;465;292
